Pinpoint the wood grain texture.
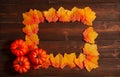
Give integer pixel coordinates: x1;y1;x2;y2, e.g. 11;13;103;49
0;0;120;77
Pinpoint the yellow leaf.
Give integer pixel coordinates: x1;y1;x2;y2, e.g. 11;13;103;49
84;59;98;72
23;9;44;25
22;24;39;36
74;53;85;69
54;53;63;68
81;7;96;26
43;8;58;22
63;53;76;68
49;53;55;66
57;7;71;22
25;34;39;50
83;27;98;43
83;43;99;56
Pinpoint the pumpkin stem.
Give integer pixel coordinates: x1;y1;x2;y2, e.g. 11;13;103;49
18;61;22;65
16;47;20;50
37;55;40;59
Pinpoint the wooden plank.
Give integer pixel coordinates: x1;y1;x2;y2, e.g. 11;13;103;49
0;21;120;32
0;0;119;4
0;29;119;41
0;21;120;40
0;40;120;51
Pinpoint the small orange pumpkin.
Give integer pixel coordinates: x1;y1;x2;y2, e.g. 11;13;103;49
13;56;30;74
29;48;47;65
10;39;28;56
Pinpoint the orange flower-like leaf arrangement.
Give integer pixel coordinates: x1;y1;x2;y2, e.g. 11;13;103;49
10;6;99;74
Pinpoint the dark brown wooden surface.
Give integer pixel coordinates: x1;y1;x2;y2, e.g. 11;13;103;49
0;0;120;77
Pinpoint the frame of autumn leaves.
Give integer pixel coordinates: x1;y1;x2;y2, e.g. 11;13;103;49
11;6;99;73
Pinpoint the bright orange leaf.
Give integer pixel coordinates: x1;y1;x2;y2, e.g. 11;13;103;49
49;53;56;67
57;7;71;22
83;27;98;43
49;53;63;68
64;53;76;68
83;43;99;72
70;7;81;22
23;9;44;25
22;24;39;36
43;8;58;22
74;53;85;69
54;53;63;68
60;53;68;69
81;7;96;26
83;43;99;56
25;34;39;50
84;57;99;72
40;55;51;69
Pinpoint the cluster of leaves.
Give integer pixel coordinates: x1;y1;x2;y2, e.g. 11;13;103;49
23;7;96;26
10;6;99;74
39;43;99;72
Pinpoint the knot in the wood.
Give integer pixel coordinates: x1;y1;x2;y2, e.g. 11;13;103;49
64;31;69;41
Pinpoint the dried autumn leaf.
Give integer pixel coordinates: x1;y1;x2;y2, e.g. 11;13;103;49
49;53;55;67
23;9;44;25
25;34;39;45
64;53;76;68
84;58;99;72
49;53;63;68
22;24;39;36
86;55;99;65
43;8;58;22
60;53;68;69
54;53;63;68
57;7;71;22
70;7;85;22
25;34;39;49
40;55;51;69
81;7;96;26
83;27;98;43
83;43;99;72
37;10;45;23
70;7;81;22
74;53;85;69
83;43;99;56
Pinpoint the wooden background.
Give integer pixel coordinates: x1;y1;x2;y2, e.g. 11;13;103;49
0;0;120;77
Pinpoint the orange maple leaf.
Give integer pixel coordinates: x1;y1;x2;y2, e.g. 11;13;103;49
83;43;99;72
23;9;44;25
83;43;99;56
43;8;58;22
81;7;96;26
83;27;98;43
84;56;99;72
70;7;81;22
63;53;76;68
57;7;71;22
49;53;63;68
74;53;85;69
22;24;39;36
25;34;39;49
40;55;51;69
